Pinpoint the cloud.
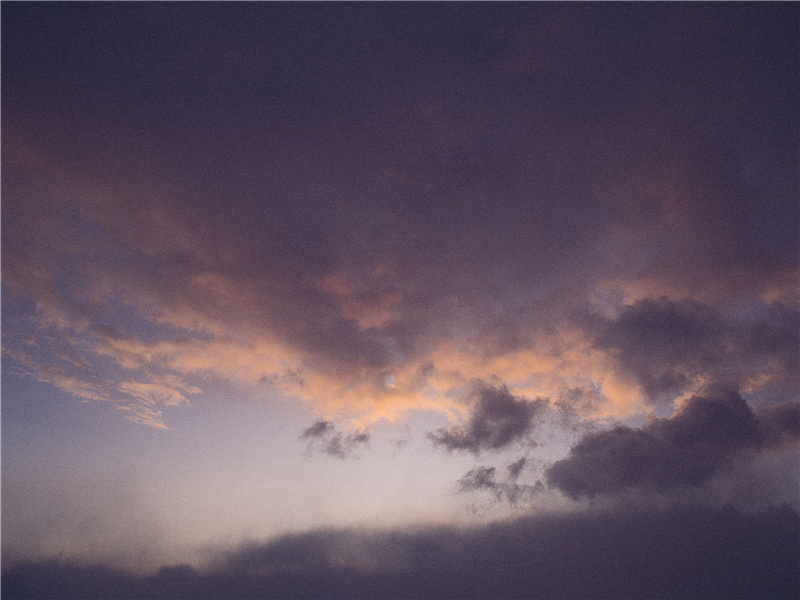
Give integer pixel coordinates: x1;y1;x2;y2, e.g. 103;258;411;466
457;463;544;506
755;401;800;448
2;2;797;432
300;420;370;459
428;382;546;454
2;5;798;598
589;297;800;404
506;456;527;479
300;420;336;439
546;389;799;499
4;502;798;599
1;327;201;429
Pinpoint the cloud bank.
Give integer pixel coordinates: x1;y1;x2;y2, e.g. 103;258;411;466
4;503;798;599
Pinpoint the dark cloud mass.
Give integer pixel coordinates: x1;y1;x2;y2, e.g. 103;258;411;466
428;382;545;454
2;2;797;424
592;298;800;403
4;503;798;599
546;391;799;499
755;402;800;449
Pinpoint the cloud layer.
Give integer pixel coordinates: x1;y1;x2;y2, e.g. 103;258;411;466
3;3;797;428
4;503;798;599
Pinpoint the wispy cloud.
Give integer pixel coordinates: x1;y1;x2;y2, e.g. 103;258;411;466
457;463;545;506
300;420;371;459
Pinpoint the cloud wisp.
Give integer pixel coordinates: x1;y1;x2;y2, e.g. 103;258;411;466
457;462;545;507
300;420;371;459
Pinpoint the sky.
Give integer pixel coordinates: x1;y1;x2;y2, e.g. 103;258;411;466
2;3;799;599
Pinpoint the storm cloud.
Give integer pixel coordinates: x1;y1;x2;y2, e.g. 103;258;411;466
3;3;796;426
546;390;799;499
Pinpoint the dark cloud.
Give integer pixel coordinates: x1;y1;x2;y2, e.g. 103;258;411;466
506;456;527;480
428;382;545;454
4;503;798;599
300;420;370;459
591;298;800;403
546;390;799;499
755;402;800;449
2;3;797;423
